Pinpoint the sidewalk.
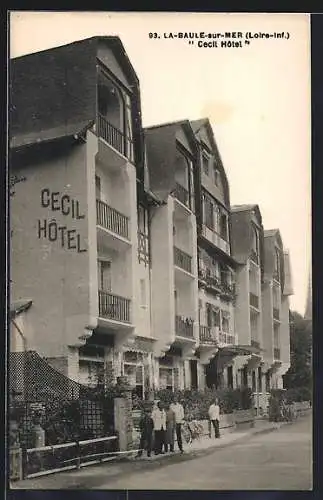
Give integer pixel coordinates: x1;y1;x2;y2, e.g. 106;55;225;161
11;418;294;490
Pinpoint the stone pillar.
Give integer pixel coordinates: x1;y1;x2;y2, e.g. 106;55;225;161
114;378;133;451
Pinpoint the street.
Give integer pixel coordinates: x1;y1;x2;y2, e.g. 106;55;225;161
100;415;312;490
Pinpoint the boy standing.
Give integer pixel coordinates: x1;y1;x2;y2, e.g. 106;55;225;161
208;397;221;438
170;396;185;453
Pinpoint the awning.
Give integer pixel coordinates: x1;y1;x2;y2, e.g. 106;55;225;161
10;299;33;318
123;335;157;353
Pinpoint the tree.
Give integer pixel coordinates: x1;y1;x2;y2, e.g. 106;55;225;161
283;310;312;394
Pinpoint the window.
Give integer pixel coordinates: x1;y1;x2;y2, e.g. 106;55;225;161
202;154;209;175
214;166;220;186
140;279;146;307
174;290;178;315
227;366;233;389
274;248;281;281
98;260;112;291
220;213;228;240
204;195;214;230
221;313;230;332
95;175;101;200
198;299;203;323
258;367;262;392
252;371;256;392
265;372;270;392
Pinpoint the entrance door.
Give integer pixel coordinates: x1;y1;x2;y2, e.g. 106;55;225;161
190;360;198;389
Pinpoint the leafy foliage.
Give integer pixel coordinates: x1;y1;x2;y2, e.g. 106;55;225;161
133;387;253;419
283;311;312;400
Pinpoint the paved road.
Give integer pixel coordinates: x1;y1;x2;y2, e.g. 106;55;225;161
100;416;312;490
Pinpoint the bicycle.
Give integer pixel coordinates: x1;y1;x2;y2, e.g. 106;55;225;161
182;420;205;444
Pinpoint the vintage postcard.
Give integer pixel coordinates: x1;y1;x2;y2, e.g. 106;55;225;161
8;11;312;491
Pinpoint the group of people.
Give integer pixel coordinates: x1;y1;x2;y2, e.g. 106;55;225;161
136;396;221;458
137;396;185;458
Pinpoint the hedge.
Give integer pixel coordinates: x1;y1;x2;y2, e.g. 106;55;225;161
132;387;253;419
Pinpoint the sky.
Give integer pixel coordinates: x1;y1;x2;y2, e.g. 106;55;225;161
9;12;311;314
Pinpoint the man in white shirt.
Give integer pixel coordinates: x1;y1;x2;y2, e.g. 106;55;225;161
152;401;167;454
208;397;220;438
170;396;184;453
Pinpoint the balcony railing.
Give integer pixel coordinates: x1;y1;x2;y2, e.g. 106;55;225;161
220;282;236;299
274;347;281;360
96;200;129;240
251;339;260;350
273;307;280;320
97;114;134;161
218;332;235;345
175;315;194;338
98;290;131;323
199;325;218;344
174;246;192;273
249;292;259;309
174;182;190;208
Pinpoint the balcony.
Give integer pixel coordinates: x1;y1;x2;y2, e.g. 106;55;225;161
274;347;281;360
218;331;235;345
96;200;130;242
97;114;134;163
201;224;230;255
98;290;131;324
251;339;260;350
273;308;280;321
249;292;259;309
174;246;192;274
220;282;236;301
174;182;190;208
199;325;217;345
175;315;194;338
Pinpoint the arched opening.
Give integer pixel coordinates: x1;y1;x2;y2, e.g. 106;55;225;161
97;74;123;131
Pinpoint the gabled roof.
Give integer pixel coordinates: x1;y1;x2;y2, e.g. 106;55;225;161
145;119;198;155
231;204;263;225
12;36;139;86
191;117;230;207
264;228;283;250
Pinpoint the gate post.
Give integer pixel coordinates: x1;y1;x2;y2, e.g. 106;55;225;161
114;377;133;452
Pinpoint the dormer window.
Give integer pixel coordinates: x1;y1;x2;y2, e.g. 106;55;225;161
202;153;209;176
214;167;220;186
251;225;259;264
274;248;281;282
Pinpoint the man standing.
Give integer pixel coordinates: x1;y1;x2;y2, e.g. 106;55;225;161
152;401;167;455
170;396;184;453
208;397;220;438
136;407;154;458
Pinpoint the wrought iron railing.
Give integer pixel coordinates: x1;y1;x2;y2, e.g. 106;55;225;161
273;307;280;320
220;282;236;298
97;114;134;161
174;246;192;273
199;325;217;344
274;347;281;360
96;200;129;240
249;292;259;309
175;315;194;338
174;182;190;207
98;291;131;323
218;332;235;345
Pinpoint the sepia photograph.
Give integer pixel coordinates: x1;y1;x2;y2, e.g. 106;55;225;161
8;11;312;491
